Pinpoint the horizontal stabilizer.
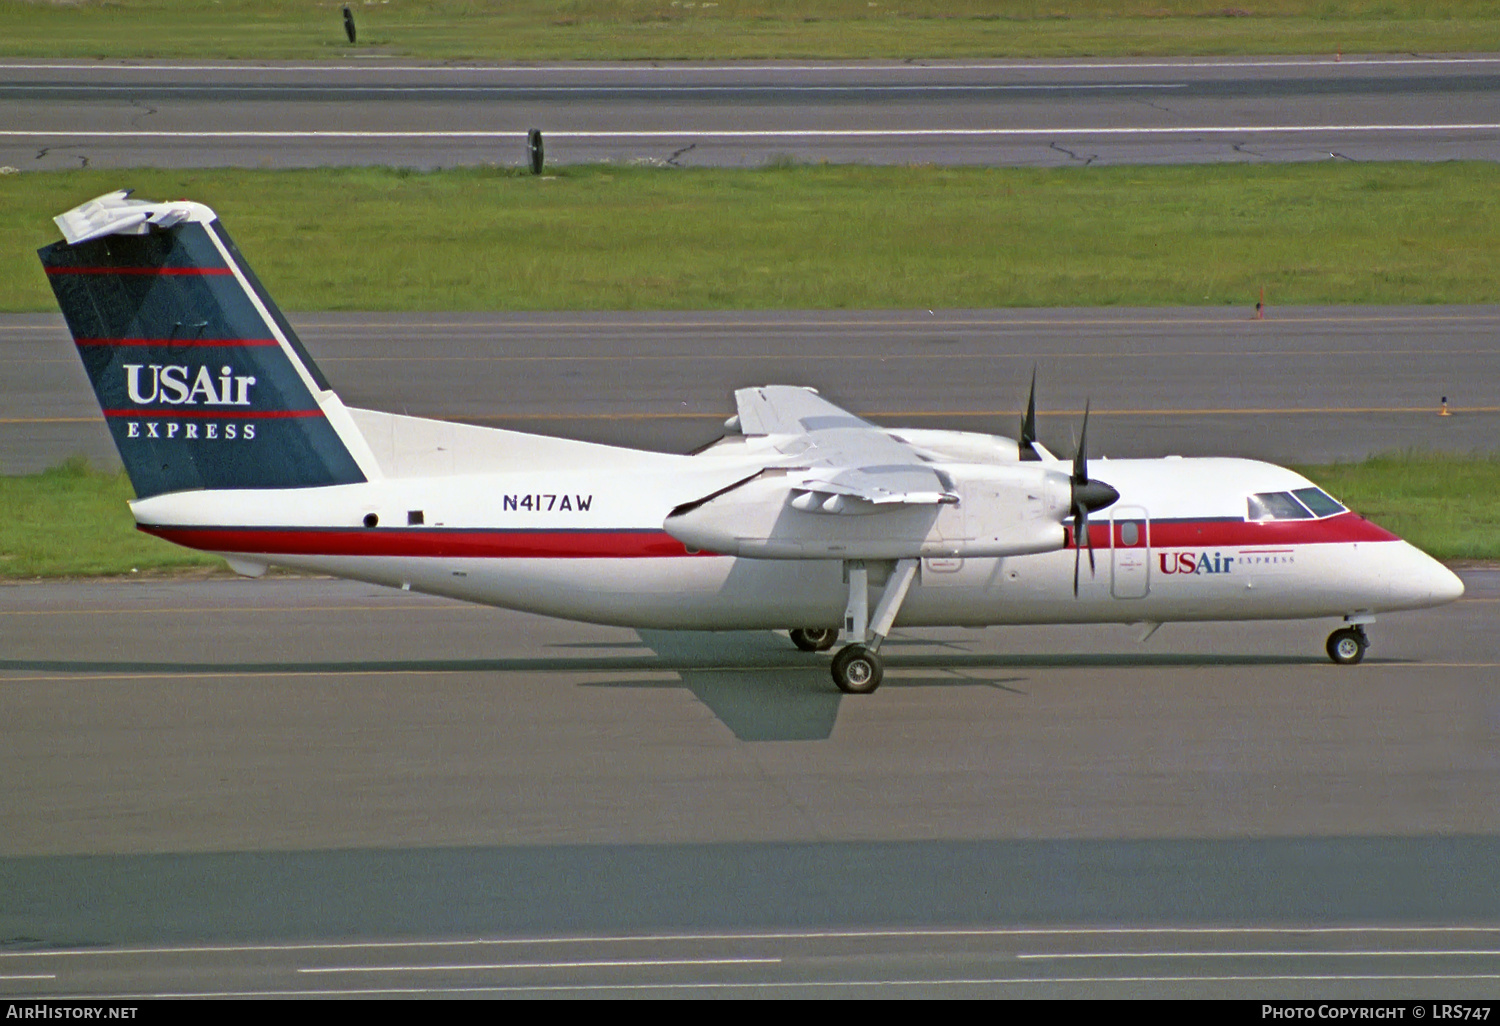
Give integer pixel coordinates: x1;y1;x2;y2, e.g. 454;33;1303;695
53;189;211;245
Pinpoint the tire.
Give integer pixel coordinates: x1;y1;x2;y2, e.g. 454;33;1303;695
790;627;839;652
831;644;883;694
1326;627;1367;665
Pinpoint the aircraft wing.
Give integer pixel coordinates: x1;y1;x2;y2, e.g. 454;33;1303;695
732;386;956;508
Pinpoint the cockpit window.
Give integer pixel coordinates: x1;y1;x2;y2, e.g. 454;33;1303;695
1292;487;1346;517
1247;491;1313;521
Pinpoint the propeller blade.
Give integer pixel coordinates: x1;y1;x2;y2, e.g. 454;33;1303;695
1072;400;1091;484
1073;521;1082;597
1068;400;1118;598
1020;368;1040;461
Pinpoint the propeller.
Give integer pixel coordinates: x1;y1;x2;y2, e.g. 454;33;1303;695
1069;401;1121;596
1019;368;1041;462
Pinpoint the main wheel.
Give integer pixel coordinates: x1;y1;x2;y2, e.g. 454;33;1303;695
831;644;883;694
1326;627;1368;665
790;627;839;652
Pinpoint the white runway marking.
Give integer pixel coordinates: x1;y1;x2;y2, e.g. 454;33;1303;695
0;83;1187;93
5;124;1498;140
51;973;1500;998
300;957;780;973
8;924;1500;959
1021;949;1500;959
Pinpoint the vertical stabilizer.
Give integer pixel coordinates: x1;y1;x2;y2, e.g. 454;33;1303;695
38;190;372;499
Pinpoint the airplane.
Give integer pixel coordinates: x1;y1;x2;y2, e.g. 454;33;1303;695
37;190;1465;693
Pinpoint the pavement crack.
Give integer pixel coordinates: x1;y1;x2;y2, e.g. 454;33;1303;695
1049;141;1095;165
665;142;696;167
1232;142;1265;158
34;146;89;168
129;98;159;129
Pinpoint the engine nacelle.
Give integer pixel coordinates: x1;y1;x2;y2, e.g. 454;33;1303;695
883;428;1023;464
664;463;1072;560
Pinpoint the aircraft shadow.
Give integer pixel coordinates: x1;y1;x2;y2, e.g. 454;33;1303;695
627;629;842;742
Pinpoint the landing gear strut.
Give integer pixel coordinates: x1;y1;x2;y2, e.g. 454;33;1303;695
829;558;919;694
789;627;838;652
1326;626;1369;665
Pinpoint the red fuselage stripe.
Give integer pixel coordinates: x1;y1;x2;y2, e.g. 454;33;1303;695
75;338;279;347
1074;512;1400;548
104;409;323;419
45;266;232;276
143;514;1399;561
142;527;708;560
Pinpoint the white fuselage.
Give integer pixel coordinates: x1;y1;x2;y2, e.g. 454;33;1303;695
129;421;1464;631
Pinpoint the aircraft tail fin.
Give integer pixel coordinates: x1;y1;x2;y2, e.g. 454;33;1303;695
38;190;372;499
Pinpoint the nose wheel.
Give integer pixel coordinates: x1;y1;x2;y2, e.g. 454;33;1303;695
1326;626;1369;665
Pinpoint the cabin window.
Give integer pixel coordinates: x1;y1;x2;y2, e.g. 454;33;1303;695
1247;491;1313;521
1292;487;1345;518
1119;521;1141;546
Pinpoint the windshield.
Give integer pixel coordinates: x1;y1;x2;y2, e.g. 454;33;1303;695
1292;487;1346;517
1247;491;1312;521
1247;488;1346;521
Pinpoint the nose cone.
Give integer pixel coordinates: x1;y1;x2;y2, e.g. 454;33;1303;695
1386;542;1465;609
1430;559;1467;604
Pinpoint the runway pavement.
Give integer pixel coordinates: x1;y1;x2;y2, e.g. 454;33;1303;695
5;55;1500;169
3;307;1496;474
1;571;1498;997
6;53;1500;999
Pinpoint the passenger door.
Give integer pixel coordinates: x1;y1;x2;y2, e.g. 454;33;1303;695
1111;506;1150;599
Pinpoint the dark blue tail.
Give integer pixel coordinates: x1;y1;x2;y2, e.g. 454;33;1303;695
39;192;368;499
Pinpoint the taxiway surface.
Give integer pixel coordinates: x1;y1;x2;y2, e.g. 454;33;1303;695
3;307;1496;474
1;572;1498;997
5;55;1500;169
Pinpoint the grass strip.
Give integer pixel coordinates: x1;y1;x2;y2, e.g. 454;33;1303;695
0;2;1497;61
1294;453;1500;563
1;453;1493;578
0;458;223;578
5;163;1500;311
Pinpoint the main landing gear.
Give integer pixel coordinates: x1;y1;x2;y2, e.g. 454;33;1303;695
793;558;918;694
789;627;838;652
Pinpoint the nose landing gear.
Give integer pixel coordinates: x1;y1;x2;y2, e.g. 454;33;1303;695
1326;625;1369;665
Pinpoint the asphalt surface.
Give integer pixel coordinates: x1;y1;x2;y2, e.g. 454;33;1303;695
4;306;1496;474
1;572;1498;997
5;55;1500;168
6;52;1500;1000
